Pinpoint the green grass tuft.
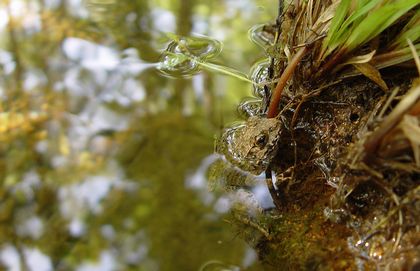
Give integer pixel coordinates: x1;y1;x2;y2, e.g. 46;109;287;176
321;0;419;62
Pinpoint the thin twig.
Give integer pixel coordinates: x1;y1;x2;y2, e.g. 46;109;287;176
407;39;420;75
378;87;400;119
293;33;326;49
363;83;420;158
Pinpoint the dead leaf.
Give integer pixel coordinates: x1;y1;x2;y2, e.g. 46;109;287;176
353;62;388;91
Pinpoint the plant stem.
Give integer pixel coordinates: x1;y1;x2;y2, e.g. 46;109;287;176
316;48;346;78
267;46;309;118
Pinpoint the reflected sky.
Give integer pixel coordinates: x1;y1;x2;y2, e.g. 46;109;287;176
0;0;275;270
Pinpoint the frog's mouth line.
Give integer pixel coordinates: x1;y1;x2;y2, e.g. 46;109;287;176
245;141;280;168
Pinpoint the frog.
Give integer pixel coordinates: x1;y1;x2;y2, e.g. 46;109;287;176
218;116;282;175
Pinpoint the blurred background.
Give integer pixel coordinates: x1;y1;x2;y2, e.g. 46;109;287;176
0;0;277;270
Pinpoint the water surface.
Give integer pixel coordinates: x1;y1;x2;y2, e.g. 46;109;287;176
0;0;276;270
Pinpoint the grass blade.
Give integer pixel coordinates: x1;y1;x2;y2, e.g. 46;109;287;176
321;0;352;58
333;0;382;41
373;43;420;69
198;62;253;84
391;11;420;49
345;0;419;51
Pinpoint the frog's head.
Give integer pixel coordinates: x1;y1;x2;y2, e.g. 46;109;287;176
218;116;282;175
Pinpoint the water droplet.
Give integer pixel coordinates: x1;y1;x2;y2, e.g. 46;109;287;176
249;24;275;49
323;207;348;224
237;98;263;119
250;59;271;98
217;122;245;158
200;260;240;271
158;53;200;77
158;35;222;77
178;36;222;59
326;176;340;189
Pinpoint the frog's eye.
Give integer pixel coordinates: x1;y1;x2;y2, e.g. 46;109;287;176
255;133;268;148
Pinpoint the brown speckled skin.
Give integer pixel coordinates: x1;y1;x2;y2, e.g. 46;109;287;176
221;116;282;175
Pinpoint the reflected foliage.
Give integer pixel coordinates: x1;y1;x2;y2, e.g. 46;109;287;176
0;0;273;270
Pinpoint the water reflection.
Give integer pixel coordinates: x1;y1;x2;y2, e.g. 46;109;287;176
249;59;271;99
0;0;274;270
248;24;275;50
158;35;223;77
